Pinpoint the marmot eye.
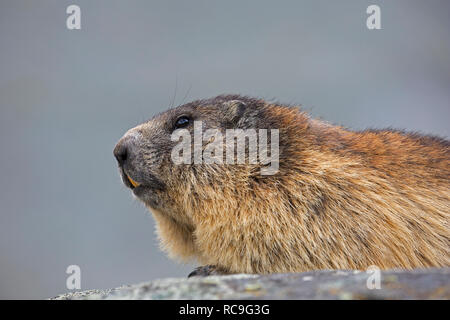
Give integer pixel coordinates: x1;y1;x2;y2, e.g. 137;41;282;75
174;116;190;129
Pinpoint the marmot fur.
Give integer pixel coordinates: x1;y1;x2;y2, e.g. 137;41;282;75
114;95;449;274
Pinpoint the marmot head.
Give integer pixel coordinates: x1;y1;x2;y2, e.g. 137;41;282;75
114;95;304;226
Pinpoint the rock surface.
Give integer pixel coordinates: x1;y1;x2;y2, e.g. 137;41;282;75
52;268;450;300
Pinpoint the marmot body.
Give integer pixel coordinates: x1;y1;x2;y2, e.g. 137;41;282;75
114;95;449;274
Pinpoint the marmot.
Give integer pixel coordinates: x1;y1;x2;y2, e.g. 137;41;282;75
113;95;449;275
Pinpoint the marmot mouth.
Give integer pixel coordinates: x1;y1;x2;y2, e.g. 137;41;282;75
119;167;141;189
125;174;140;189
119;167;165;192
126;174;140;188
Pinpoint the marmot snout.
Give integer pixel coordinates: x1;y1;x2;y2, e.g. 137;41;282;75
114;95;450;274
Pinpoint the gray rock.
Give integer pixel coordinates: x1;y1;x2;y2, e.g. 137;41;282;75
52;268;450;300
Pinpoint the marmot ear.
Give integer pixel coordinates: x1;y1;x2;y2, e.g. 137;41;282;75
223;100;247;126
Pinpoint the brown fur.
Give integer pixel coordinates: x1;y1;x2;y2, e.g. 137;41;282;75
114;95;450;274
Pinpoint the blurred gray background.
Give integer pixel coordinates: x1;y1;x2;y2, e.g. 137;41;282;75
0;0;449;299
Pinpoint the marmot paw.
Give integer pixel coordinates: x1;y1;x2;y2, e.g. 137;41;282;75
187;265;228;277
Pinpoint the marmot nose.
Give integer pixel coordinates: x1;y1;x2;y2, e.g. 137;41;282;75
113;140;129;166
